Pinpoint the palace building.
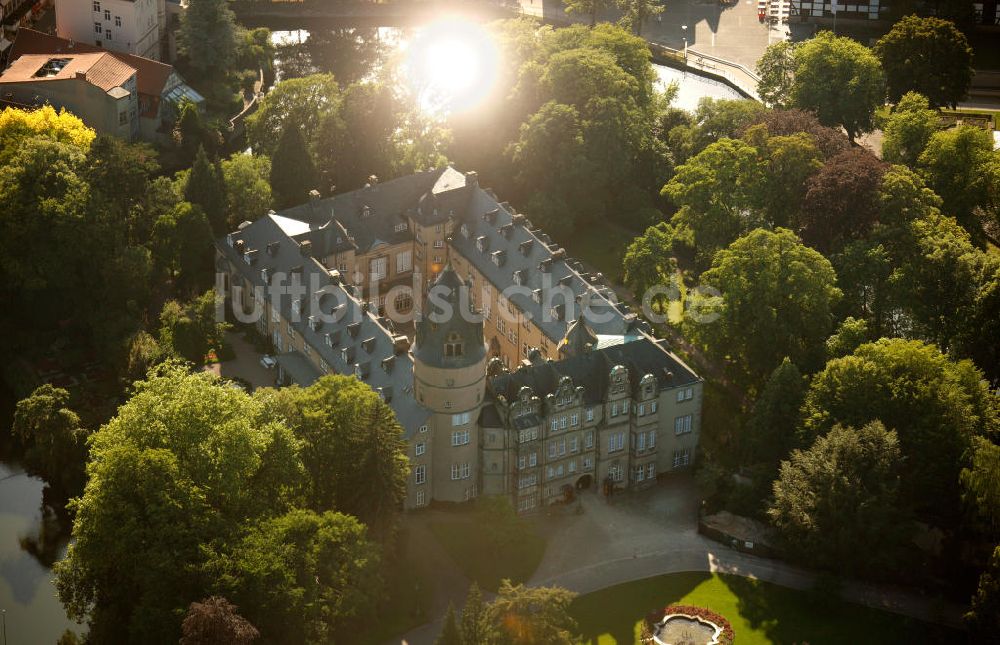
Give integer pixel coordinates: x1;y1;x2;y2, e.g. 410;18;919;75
215;167;702;511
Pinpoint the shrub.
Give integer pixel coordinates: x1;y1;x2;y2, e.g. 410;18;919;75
641;604;735;645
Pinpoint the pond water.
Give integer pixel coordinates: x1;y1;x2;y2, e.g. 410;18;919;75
0;460;80;643
653;614;722;645
271;27;747;114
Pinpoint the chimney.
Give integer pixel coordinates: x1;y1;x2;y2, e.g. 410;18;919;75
75;71;87;80
299;240;313;257
392;335;410;354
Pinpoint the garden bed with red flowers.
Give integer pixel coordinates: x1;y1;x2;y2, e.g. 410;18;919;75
640;604;735;645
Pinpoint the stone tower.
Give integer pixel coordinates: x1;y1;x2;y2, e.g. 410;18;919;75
558;313;599;359
412;264;488;503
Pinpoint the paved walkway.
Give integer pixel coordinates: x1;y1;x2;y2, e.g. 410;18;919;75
201;330;277;390
393;477;965;644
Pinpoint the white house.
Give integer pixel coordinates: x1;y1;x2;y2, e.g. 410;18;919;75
55;0;166;61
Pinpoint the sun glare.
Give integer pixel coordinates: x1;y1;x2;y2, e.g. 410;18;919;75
404;18;500;115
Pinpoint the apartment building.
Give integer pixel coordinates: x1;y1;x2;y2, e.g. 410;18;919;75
56;0;166;61
215;167;703;512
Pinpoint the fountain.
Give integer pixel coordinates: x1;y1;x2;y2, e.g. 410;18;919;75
651;612;723;645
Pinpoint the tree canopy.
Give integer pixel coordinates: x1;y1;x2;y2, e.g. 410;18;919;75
875;15;973;108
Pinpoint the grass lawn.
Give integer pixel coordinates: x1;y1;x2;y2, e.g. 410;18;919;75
570;572;960;645
429;511;546;592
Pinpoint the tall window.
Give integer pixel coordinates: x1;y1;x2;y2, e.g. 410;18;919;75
370;256;387;281
444;332;464;358
93;1;100;11
451;429;470;446
451;411;471;426
396;250;412;273
673;449;691;468
416;490;426;506
415;442;426;456
415;465;426;484
586;407;594;422
674;414;693;435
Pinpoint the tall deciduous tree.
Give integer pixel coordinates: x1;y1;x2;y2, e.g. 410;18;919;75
245;74;341;157
800;338;1000;516
917;124;996;243
563;0;612;25
55;365;304;643
13;384;87;492
798;148;888;253
769;421;911;574
875;15;973;108
686;228;842;391
880;92;940;167
270;124;319;209
788;31;885;141
258;375;409;539
215;509;381;644
755;41;797;109
150;201;213;291
220;153;272;231
616;0;664;36
966;545;1000;639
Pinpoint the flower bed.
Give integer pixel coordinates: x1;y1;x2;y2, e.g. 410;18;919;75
641;604;735;645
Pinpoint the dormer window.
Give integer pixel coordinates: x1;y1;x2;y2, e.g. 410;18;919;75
362;205;372;218
444;331;464;358
491;250;506;267
512;270;523;286
532;289;542;304
260;268;269;283
394;221;408;232
226;233;234;247
291;299;301;316
476;236;489;253
460;223;469;238
308;315;321;331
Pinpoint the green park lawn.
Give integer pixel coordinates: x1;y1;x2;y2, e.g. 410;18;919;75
429;510;546;592
570;572;960;645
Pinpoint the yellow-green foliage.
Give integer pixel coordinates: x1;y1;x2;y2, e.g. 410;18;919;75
0;105;95;163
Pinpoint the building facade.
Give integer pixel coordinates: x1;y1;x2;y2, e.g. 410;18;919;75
0;51;138;138
56;0;166;61
215;167;703;512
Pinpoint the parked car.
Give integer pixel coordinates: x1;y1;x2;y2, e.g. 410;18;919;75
260;355;277;369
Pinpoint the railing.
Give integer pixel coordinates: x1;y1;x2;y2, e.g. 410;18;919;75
649;41;761;101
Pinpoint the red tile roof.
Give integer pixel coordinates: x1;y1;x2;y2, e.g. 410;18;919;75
0;52;136;92
9;29;173;97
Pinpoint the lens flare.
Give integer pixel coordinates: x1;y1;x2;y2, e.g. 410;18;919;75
404;18;500;115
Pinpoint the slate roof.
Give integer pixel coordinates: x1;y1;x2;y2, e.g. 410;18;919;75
450;188;636;343
412;264;487;369
489;337;700;406
218;214;431;438
277;168;468;256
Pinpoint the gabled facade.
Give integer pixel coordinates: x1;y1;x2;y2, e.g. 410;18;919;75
215;167;703;513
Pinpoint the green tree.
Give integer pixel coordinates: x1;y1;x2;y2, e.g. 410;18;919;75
769;422;911;574
875;15;973;108
436;604;463;645
150;201;213;290
215;509;381;644
483;582;577;644
258;375;409;539
185;146;229;235
744;125;823;228
755;41;797;109
616;0;664;35
563;0;612;25
881;91;939;167
966;545;1000;638
623;222;680;312
508;101;598;235
686;228;842;390
220;153;272;231
159;290;229;365
125;330;165;383
461;583;488;645
962;436;1000;532
180;597;259;645
179;0;238;85
800;338;1000;515
270;123;320;209
825;316;869;359
174;100;220;163
789;31;885;141
83;134;160;246
917;124;996;242
55;365;304;642
246;74;341;157
13;384;87;492
0;104;94;165
743;358;806;474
